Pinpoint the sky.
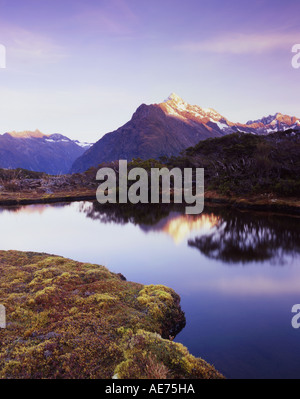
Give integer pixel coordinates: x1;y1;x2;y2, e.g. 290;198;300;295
0;0;299;142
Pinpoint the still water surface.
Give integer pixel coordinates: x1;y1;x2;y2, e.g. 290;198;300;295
0;201;299;379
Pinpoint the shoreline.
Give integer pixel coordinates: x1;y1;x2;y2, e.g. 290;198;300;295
0;189;299;215
204;191;300;216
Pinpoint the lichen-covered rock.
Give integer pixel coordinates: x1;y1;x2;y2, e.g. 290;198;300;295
0;251;223;379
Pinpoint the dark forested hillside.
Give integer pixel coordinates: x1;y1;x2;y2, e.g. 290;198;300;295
164;129;300;197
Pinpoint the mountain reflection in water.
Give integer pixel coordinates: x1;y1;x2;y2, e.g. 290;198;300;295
80;202;300;264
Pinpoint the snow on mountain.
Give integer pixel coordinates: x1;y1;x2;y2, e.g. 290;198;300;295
161;93;228;130
46;134;92;149
243;113;300;134
162;94;300;136
73;140;92;149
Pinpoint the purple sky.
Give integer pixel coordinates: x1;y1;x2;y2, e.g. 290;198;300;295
0;0;299;142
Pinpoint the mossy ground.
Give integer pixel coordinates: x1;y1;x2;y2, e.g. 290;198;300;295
114;329;223;379
0;251;223;379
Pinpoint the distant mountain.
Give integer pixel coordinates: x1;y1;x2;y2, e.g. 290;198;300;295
0;130;91;175
71;93;300;173
223;113;300;135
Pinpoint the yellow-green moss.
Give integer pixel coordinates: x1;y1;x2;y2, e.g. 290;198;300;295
137;285;174;319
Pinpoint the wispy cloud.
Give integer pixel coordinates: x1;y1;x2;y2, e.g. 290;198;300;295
72;0;139;36
176;32;300;55
0;24;67;64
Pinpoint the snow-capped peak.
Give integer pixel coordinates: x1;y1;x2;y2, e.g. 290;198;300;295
161;93;225;125
164;93;186;104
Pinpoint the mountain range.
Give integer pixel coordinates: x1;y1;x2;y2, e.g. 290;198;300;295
71;93;300;173
0;94;299;175
0;130;91;175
